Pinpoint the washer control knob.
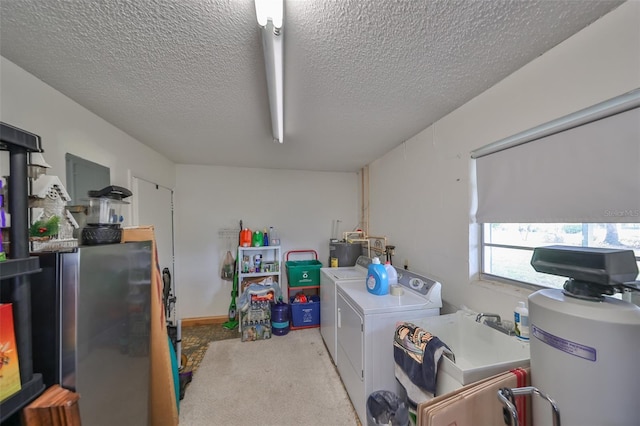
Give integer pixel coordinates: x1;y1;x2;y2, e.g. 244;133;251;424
409;278;425;290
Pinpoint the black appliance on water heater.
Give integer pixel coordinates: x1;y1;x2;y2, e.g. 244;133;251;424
31;241;152;425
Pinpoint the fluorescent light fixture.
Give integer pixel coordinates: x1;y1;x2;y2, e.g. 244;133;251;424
255;0;283;31
255;0;284;143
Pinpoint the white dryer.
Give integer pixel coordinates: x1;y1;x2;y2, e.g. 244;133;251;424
320;256;371;365
336;268;442;424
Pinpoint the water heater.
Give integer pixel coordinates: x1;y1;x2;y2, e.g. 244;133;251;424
329;241;362;267
528;246;640;425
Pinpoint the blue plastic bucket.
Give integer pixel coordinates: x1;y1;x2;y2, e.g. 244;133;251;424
271;301;290;336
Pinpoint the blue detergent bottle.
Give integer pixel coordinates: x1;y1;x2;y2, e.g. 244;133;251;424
367;257;389;295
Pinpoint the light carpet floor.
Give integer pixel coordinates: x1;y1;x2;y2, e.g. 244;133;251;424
179;328;359;425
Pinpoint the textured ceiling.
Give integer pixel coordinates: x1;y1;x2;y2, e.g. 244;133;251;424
0;0;624;172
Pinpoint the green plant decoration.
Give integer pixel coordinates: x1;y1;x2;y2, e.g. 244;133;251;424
29;215;60;238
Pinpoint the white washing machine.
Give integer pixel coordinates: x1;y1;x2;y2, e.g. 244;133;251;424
336;268;442;424
320;256;371;365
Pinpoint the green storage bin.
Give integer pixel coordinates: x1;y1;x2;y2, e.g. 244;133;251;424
286;260;322;287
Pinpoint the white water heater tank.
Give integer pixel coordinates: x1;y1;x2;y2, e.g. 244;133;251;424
529;289;640;426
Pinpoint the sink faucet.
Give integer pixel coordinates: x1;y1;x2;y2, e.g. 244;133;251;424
476;313;516;336
476;313;501;323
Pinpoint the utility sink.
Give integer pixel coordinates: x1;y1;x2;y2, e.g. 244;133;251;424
410;310;530;396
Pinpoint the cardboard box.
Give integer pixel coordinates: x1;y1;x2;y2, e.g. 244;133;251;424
0;303;21;401
22;384;81;426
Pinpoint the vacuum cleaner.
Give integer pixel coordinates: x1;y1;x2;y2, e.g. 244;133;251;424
222;220;242;330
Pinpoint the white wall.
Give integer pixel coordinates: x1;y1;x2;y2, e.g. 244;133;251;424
0;55;359;321
174;165;359;318
368;1;640;320
0;57;176;219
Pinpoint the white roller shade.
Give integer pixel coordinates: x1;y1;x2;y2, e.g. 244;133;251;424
473;91;640;224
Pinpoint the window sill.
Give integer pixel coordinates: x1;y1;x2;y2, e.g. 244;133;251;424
473;274;543;299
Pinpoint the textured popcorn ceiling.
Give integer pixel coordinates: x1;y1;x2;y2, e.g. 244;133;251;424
0;0;624;172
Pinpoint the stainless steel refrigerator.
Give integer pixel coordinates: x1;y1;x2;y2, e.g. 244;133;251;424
31;241;152;425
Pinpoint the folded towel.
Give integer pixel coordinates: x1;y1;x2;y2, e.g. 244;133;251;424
393;322;453;405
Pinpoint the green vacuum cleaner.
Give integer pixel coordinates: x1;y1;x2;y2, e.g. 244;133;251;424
223;220;242;330
223;268;239;330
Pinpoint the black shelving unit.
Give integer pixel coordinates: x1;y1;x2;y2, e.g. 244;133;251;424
0;123;45;423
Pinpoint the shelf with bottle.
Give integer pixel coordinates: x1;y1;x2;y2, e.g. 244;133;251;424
239;226;280;249
237;246;281;274
1;123;46;423
236;245;282;341
237;245;282;292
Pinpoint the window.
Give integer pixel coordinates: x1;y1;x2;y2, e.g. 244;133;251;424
482;223;640;288
472;91;640;291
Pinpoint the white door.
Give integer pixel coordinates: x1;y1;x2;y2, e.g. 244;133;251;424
131;177;174;297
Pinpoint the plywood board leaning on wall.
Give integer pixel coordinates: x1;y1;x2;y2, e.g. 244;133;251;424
122;226;179;426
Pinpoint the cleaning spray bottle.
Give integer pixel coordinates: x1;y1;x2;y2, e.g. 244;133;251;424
367;257;389;295
514;301;530;341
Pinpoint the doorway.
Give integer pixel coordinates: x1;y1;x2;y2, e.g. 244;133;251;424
131;177;175;308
